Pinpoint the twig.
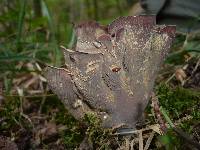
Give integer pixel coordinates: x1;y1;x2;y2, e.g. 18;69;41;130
144;131;155;150
151;92;167;133
20;112;33;127
191;58;200;75
130;139;135;150
138;131;143;150
165;73;175;84
125;138;130;149
183;57;200;86
38;81;48;114
5;94;55;98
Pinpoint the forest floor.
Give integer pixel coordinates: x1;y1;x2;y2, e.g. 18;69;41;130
0;30;200;150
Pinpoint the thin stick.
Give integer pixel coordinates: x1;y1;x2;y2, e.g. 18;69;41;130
138;131;143;150
151;92;167;133
144;131;155;150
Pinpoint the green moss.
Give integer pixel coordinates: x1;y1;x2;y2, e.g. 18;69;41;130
83;113;113;149
156;84;200;120
0;96;25;131
155;83;200;149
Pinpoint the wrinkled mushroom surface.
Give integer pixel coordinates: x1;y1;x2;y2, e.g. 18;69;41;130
45;15;175;129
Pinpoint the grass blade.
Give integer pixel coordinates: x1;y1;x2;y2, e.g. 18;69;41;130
17;0;27;50
41;0;61;66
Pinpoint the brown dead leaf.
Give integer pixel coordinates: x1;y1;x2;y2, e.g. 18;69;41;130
175;68;187;84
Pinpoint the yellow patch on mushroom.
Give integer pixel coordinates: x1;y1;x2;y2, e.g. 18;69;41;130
86;61;100;74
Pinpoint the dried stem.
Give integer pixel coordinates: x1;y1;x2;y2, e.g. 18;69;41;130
151;92;167;133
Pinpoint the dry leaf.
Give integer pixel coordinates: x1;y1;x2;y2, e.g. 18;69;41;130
175;68;187;84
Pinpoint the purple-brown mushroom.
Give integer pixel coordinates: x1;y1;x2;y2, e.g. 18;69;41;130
45;15;176;129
